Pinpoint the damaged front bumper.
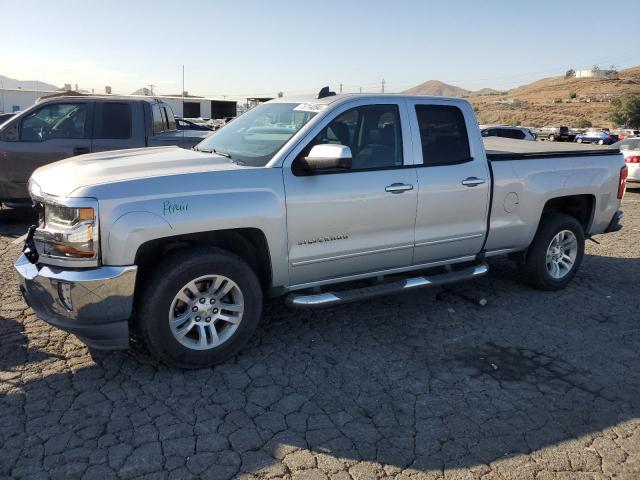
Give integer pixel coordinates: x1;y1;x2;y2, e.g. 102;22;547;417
14;253;137;349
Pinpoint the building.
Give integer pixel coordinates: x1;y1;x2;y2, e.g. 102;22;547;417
0;87;237;119
158;95;237;119
0;87;58;113
575;68;610;78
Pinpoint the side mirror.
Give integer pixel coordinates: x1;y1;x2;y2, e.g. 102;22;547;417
303;144;352;171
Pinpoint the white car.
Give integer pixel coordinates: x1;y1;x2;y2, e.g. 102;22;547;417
480;125;536;141
613;137;640;183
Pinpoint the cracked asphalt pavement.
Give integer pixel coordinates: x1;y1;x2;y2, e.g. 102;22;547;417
1;189;639;480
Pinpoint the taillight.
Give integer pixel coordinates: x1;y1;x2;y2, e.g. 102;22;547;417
625;155;640;163
618;166;628;199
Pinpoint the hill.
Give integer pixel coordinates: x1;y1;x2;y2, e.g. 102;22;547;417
404;80;470;97
0;75;59;91
404;66;640;128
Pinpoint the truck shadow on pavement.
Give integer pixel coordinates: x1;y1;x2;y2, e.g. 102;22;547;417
1;253;639;478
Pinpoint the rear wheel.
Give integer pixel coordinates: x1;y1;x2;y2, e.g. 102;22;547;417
519;214;585;290
576;138;583;143
137;247;263;368
598;139;604;145
548;134;556;141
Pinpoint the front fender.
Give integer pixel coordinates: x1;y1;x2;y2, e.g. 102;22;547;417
99;184;289;289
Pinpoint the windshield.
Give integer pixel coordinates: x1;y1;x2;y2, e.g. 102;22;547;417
195;103;319;166
613;138;640;151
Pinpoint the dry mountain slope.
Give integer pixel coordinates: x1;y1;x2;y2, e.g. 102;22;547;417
404;80;470;97
405;66;640;127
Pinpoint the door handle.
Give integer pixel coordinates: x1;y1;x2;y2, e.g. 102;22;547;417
73;147;90;156
461;177;486;187
385;183;414;193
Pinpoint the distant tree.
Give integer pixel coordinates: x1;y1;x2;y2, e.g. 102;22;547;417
569;92;577;99
576;118;592;128
592;65;600;73
609;94;640;128
565;69;575;79
506;118;520;126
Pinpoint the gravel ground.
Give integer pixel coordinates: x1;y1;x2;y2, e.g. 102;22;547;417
1;189;639;480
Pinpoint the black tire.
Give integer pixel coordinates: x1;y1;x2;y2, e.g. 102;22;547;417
137;247;263;368
519;214;585;291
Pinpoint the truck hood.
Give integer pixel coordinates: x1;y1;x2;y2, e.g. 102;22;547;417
30;146;241;198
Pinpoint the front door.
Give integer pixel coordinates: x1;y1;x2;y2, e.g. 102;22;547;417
408;101;490;264
0;101;93;201
283;101;418;287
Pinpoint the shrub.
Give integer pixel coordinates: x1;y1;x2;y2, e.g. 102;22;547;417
576;118;592;128
569;92;577;99
609;94;640;128
565;69;575;79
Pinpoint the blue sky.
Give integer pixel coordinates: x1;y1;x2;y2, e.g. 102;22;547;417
2;0;639;99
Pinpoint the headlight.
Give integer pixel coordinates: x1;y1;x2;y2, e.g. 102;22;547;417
34;201;99;264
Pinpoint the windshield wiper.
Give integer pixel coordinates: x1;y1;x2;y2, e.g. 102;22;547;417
213;148;232;159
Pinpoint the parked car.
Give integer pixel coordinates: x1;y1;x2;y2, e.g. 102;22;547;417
535;126;571;142
574;130;617;145
617;129;639;140
0;96;211;205
480;125;536;141
0;112;16;125
16;93;626;367
612;137;640;183
175;117;213;131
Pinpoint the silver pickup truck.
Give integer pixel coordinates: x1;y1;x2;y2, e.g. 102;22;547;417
15;92;628;368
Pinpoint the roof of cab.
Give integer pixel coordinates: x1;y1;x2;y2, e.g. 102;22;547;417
267;93;470;106
38;94;168;104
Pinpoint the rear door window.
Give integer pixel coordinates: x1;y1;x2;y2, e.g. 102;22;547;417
94;103;131;139
498;128;525;140
415;105;471;166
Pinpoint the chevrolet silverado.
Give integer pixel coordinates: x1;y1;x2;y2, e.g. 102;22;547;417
15;91;627;368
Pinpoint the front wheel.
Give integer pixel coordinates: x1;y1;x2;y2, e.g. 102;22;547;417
519;214;585;290
137;247;263;368
576;138;583;143
548;134;556;141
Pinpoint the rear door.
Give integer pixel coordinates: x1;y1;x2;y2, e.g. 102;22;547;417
408;101;490;264
0;101;93;200
91;101;145;152
283;100;418;286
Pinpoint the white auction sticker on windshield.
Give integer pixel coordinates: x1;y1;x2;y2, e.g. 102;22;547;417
293;103;327;113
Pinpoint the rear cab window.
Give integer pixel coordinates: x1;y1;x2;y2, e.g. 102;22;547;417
414;105;471;166
152;103;177;133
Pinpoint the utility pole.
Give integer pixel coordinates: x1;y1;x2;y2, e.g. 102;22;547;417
148;84;156;95
359;86;362;94
381;79;385;93
339;83;343;93
182;65;185;117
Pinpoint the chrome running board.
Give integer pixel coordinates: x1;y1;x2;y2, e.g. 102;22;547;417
286;262;488;308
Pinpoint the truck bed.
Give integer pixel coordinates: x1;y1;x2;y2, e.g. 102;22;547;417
484;137;619;160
